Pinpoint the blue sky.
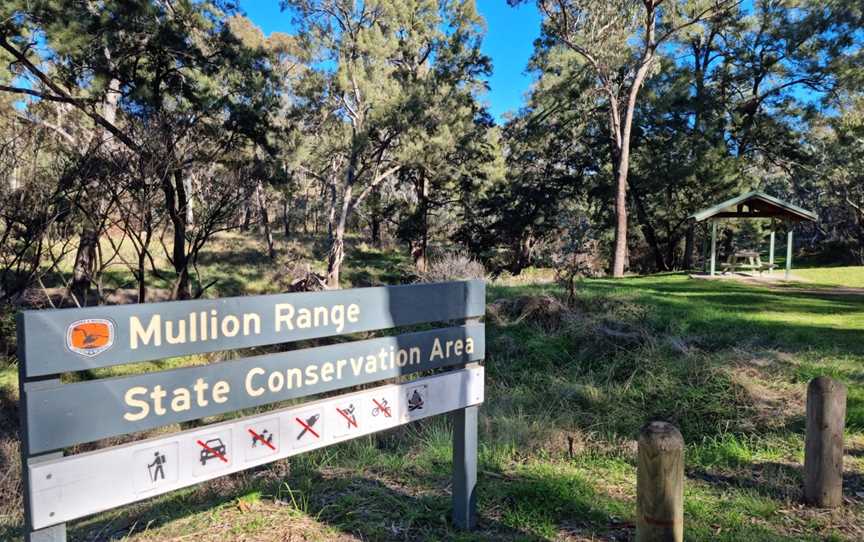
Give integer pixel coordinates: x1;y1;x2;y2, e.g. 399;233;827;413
239;1;541;123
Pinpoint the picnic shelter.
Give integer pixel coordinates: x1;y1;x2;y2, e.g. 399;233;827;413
691;191;818;279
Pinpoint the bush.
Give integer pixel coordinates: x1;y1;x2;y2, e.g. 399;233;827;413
416;252;486;283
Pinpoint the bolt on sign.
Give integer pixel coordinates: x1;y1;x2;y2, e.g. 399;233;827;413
18;281;485;541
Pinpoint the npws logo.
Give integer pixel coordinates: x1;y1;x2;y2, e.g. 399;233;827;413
67;319;115;357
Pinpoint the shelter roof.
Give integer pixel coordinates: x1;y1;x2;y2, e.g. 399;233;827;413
690;191;817;223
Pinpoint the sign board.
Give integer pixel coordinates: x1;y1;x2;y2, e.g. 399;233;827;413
18;280;485;540
27;367;484;529
24;324;484;453
19;281;484;376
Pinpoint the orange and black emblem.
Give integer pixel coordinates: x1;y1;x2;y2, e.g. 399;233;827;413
66;319;114;357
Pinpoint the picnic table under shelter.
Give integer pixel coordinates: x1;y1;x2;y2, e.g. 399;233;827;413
690;191;818;279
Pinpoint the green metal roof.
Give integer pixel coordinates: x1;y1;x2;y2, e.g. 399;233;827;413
690;190;818;223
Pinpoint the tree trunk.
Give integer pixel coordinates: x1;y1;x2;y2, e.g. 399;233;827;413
68;73;121;305
367;186;384;248
240;202;251;232
70;224;98;305
256;179;275;260
184;174;195;228
163;169;190;300
137;250;147;303
327;224;346;288
683;224;695;270
371;216;382;248
611;156;629;277
326;155;357;289
509;234;534;275
630;181;668;272
610;12;657;277
327;177;338;243
282;194;291;238
412;177;429;272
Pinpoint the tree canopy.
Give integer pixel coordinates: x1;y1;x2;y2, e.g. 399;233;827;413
1;0;863;303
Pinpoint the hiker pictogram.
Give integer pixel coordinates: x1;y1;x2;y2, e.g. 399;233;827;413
336;404;358;429
147;451;167;482
248;428;275;450
295;414;320;440
372;398;391;417
133;443;179;492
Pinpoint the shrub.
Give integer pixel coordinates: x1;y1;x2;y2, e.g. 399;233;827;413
416;252;486;283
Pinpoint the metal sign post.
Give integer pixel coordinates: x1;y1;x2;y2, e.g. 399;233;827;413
17;280;485;538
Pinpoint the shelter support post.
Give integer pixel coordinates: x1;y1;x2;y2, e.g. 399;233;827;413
769;231;775;274
709;221;717;276
786;226;793;280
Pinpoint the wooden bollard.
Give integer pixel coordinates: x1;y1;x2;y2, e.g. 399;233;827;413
637;421;684;542
804;376;846;508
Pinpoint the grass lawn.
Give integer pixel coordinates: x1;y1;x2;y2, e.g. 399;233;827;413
792;266;864;288
1;236;863;541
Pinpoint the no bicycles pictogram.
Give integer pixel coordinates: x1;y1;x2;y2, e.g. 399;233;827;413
372;398;391;417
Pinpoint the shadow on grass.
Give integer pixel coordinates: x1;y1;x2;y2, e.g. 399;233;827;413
56;458;821;542
195;246;273;268
577;276;864;356
59;450;627;541
689;461;864;506
62;465;558;541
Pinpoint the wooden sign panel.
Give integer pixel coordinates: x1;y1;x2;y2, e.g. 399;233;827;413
27;367;484;530
19;280;484;376
24;324;484;454
18;281;485;540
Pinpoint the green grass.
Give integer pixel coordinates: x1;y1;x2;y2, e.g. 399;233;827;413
2;243;864;541
792;266;864;288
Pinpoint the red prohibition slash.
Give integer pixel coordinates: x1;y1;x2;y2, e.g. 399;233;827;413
247;428;277;451
196;439;228;463
336;407;358;428
372;398;392;417
294;417;320;439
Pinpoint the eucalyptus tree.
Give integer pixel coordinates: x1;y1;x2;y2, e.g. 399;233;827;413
510;0;738;276
388;2;497;271
1;1;282;299
283;0;492;287
458;46;599;274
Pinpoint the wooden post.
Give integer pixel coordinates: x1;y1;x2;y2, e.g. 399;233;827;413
785;226;793;280
453;314;480;530
452;398;478;529
804;377;846;508
768;231;775;274
637;422;684;542
18;315;67;542
709;221;717;276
